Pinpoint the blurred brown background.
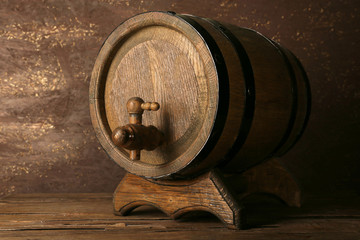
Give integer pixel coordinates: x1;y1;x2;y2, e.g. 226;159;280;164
1;0;359;198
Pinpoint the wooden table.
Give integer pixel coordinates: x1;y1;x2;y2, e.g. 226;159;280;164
0;193;359;239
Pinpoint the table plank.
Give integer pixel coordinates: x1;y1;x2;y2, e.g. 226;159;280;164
0;193;359;239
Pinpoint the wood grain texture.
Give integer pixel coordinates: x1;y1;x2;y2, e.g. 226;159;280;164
90;12;219;178
219;25;304;172
1;193;360;239
89;12;310;178
113;158;301;229
113;171;242;229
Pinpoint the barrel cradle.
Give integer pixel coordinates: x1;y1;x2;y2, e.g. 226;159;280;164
89;11;310;229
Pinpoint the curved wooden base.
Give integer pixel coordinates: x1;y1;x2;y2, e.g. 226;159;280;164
113;170;243;229
236;158;302;208
113;159;301;229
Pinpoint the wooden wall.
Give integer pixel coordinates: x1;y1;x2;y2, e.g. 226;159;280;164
1;0;359;197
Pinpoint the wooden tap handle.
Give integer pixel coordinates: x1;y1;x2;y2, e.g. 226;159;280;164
126;97;160;125
141;102;160;111
112;97;163;161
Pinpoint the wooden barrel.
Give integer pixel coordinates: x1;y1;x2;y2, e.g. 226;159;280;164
89;11;311;179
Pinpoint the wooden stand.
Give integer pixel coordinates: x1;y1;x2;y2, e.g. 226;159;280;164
113;158;301;229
